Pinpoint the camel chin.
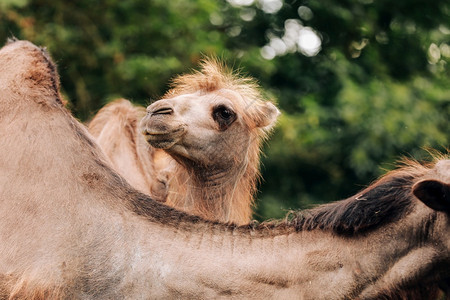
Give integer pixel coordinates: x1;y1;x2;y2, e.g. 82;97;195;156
143;128;185;150
145;136;177;150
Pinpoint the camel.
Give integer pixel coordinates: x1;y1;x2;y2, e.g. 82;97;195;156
1;40;449;299
88;59;280;225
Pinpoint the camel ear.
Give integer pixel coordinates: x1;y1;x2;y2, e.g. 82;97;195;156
413;179;450;212
253;102;280;129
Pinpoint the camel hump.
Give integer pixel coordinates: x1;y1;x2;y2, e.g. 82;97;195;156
101;98;146;117
0;39;63;109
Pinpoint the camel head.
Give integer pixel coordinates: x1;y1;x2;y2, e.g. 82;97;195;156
140;59;279;177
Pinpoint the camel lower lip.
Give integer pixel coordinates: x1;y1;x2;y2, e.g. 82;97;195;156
144;131;168;136
144;133;172;142
145;138;176;149
142;126;185;138
143;132;179;149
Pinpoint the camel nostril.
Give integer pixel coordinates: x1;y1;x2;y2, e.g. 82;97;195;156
151;107;173;115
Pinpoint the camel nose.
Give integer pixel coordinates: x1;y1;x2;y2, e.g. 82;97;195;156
147;100;174;116
152;107;173;115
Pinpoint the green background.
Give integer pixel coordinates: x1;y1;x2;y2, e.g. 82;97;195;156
1;0;448;220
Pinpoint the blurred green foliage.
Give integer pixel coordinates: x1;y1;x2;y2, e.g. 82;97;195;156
1;0;448;220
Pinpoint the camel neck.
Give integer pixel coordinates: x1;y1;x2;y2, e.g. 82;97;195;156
165;160;254;224
189;164;243;196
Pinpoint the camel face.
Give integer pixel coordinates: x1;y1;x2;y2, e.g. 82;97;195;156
141;88;276;170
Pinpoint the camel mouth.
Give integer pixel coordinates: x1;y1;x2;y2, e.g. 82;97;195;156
142;126;185;149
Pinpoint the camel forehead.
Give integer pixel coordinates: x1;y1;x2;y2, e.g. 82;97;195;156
215;88;268;112
167;90;237;109
215;88;246;104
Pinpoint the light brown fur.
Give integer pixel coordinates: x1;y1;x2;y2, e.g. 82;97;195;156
1;40;449;299
88;99;170;200
89;59;279;225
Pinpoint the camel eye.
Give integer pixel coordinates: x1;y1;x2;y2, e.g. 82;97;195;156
218;107;232;120
213;105;236;130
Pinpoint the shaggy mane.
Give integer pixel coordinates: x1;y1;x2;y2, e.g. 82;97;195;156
284;157;443;235
251;155;448;236
166;58;261;100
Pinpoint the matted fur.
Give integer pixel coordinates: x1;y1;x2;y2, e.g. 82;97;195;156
291;156;450;236
288;159;432;235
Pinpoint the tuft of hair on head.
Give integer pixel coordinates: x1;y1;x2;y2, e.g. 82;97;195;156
166;57;254;95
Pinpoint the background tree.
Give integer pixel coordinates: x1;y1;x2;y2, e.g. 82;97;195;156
0;0;448;220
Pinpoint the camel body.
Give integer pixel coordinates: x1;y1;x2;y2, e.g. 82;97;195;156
0;40;449;299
